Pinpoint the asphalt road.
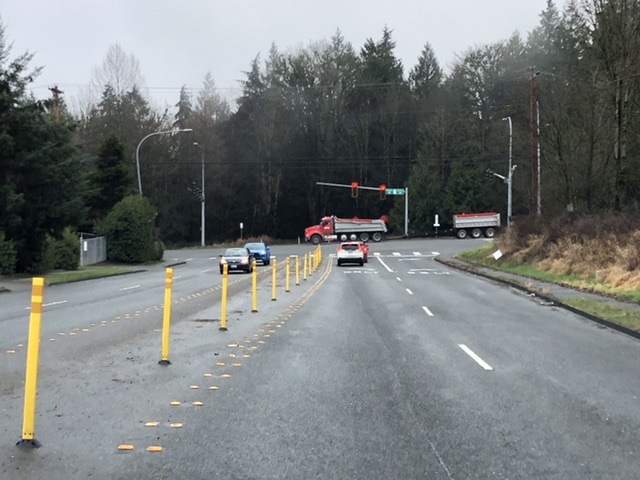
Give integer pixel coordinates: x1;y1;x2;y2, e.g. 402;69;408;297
1;238;640;479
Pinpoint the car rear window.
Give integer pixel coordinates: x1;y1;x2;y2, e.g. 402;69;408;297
341;244;359;251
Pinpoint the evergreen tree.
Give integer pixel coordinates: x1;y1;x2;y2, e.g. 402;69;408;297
88;134;131;221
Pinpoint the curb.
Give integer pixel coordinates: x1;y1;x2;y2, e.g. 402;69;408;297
435;256;640;342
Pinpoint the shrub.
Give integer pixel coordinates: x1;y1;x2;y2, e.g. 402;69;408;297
0;231;17;275
44;228;80;271
96;195;161;263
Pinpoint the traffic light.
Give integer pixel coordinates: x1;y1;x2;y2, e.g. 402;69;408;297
379;184;386;200
351;181;359;198
485;169;493;181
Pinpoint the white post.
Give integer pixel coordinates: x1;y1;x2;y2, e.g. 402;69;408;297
404;187;409;237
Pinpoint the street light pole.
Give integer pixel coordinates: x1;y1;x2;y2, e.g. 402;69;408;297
502;116;513;227
193;142;206;247
135;128;193;195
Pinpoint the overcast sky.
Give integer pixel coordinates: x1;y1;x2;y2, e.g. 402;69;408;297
2;0;555;110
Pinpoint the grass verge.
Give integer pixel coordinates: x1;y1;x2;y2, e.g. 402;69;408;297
0;265;139;289
456;244;640;332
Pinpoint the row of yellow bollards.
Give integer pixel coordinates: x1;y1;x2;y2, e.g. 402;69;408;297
17;245;322;448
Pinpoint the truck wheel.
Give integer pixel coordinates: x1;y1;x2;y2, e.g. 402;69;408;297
457;229;468;239
311;235;322;245
471;228;482;239
485;228;496;238
371;232;383;242
360;232;370;242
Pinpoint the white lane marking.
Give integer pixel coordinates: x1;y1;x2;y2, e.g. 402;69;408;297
406;288;413;295
119;285;141;291
208;257;217;260
422;306;434;317
396;277;402;282
44;300;68;307
413;252;422;256
398;258;420;261
185;258;193;262
174;275;183;280
392;252;401;256
458;344;493;371
432;251;440;256
201;269;213;273
375;255;393;272
410;269;438;272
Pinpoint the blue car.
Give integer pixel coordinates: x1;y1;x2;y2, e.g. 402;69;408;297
244;242;271;265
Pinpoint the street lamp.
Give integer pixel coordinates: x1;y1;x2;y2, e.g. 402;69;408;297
502;117;514;227
135;128;193;195
192;142;206;247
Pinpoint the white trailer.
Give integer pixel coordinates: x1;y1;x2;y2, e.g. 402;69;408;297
453;212;500;239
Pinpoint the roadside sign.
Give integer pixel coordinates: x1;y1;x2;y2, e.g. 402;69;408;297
387;188;405;195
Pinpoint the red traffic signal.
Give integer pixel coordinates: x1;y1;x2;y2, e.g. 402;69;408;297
379;184;386;200
351;181;359;198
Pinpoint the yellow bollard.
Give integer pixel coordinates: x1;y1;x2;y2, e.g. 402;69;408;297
251;260;258;313
220;264;229;331
18;277;44;449
159;268;173;365
295;255;300;286
303;253;308;281
285;257;290;292
271;258;277;301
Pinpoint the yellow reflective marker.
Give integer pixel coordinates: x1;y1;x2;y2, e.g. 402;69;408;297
170;423;183;428
258;341;266;344
243;355;251;358
229;354;237;358
232;363;242;367
145;422;159;427
216;362;225;367
7;350;15;354
190;386;199;390
204;373;213;377
170;401;181;406
209;386;219;390
146;446;163;452
193;401;203;406
227;343;238;348
118;445;135;451
222;374;231;378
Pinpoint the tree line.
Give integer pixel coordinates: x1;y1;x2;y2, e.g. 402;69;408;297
2;0;640;273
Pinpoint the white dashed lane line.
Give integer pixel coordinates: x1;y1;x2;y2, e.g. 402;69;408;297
119;285;141;291
422;306;434;317
458;344;493;371
406;288;413;295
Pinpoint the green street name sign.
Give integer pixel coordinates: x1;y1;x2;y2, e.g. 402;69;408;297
386;188;405;195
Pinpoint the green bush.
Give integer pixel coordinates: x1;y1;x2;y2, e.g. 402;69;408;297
96;195;161;263
0;231;17;274
44;228;80;271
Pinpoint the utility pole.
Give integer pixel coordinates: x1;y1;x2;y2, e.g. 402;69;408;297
530;68;540;216
48;85;64;122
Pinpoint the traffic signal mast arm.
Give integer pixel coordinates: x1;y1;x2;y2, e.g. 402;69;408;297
316;181;385;191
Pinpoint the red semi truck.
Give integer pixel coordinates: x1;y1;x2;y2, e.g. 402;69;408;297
305;216;388;244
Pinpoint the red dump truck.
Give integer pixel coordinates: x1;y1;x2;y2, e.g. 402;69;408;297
453;212;501;239
305;216;388;244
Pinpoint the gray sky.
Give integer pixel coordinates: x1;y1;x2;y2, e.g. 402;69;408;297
2;0;553;110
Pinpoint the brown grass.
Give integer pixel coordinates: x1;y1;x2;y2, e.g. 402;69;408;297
495;212;640;293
